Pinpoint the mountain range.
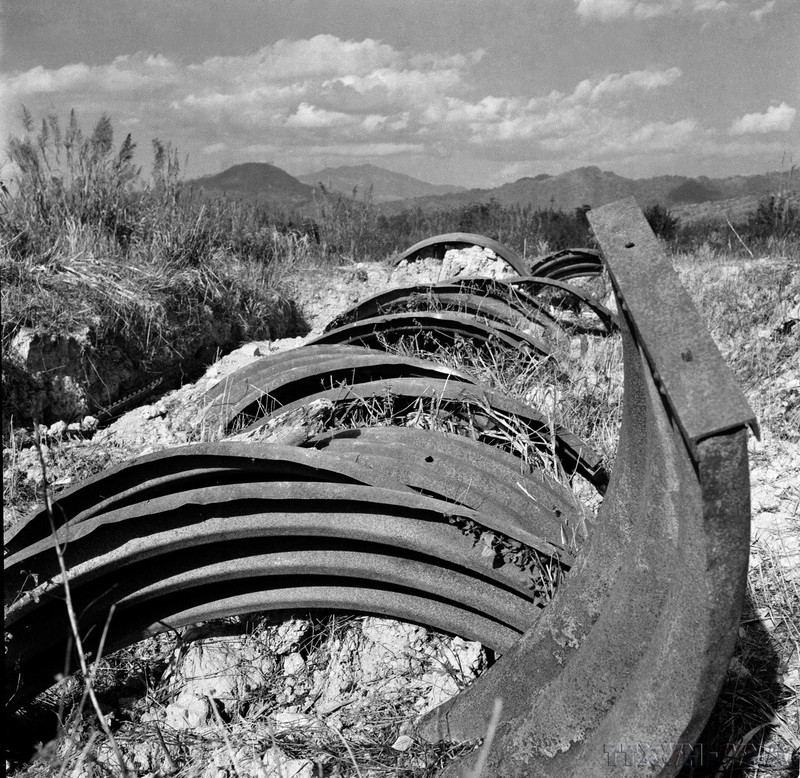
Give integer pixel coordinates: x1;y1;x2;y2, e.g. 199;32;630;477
296;164;466;202
189;162;792;214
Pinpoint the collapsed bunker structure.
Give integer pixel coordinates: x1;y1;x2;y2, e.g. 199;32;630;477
4;199;757;776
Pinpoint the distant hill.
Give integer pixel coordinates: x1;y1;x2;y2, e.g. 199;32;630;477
188;161;792;219
666;179;723;205
383;166;792;216
298;164;466;202
190;163;314;203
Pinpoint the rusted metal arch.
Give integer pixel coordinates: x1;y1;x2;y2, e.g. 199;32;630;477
528;247;604;280
4;202;755;778
307;311;551;356
508;275;618;334
324;282;558;334
234;376;607;490
5;471;548;709
201;345;479;435
2;442;419;559
394;232;529;276
415;199;756;777
303;427;582;561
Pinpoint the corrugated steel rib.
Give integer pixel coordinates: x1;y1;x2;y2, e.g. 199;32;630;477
528;248;604;280
201;345;479;434
324;284;556;333
307;311;551;356
233;376;607;489
6;471;542;709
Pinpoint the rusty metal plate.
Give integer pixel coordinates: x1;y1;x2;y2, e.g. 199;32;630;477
588;198;757;452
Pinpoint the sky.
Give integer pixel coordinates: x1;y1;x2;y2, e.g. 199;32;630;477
1;0;798;187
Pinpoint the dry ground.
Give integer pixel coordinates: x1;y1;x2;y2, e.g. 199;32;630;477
3;246;799;777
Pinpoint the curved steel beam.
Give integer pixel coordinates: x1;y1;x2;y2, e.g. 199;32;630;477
324;283;557;334
6;474;541;709
234;376;607;490
394;232;528;277
307;311;551;356
528;248;604;280
508;276;618;334
3;442;412;556
304;427;582;561
416;198;756;778
201;345;478;434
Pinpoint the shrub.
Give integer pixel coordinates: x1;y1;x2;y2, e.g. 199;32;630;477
0;110;303;427
643;203;679;243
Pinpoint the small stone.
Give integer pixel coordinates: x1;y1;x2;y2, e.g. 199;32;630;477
262;746;314;778
283;652;305;677
392;734;414;752
47;420;68;439
271;711;325;739
80;415;99;432
164;691;211;730
273;618;311;654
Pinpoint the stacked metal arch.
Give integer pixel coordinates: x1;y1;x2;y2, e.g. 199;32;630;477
4;200;756;778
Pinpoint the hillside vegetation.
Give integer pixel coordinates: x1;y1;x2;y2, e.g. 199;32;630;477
3;112;798;432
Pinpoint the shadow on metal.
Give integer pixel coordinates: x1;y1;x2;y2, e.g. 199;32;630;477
4;201;756;778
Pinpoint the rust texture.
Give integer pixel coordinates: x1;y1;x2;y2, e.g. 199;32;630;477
4;202;753;778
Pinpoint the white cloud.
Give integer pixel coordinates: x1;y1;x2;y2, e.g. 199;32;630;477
574;0;771;20
285;103;354;129
3;34;787;182
587;68;683;101
729;103;797;134
749;0;775;19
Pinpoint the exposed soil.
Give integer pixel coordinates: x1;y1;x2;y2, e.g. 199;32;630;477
4;247;799;777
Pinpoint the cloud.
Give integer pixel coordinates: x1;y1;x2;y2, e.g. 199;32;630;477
573;0;772;20
729;103;797;134
749;0;775;19
2;34;787;183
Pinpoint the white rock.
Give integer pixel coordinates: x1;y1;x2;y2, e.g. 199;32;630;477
272;618;311;654
283;651;306;677
262;746;314;778
271;711;325;737
80;415;99;432
392;734;415;752
47;420;68;439
164;690;211;730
